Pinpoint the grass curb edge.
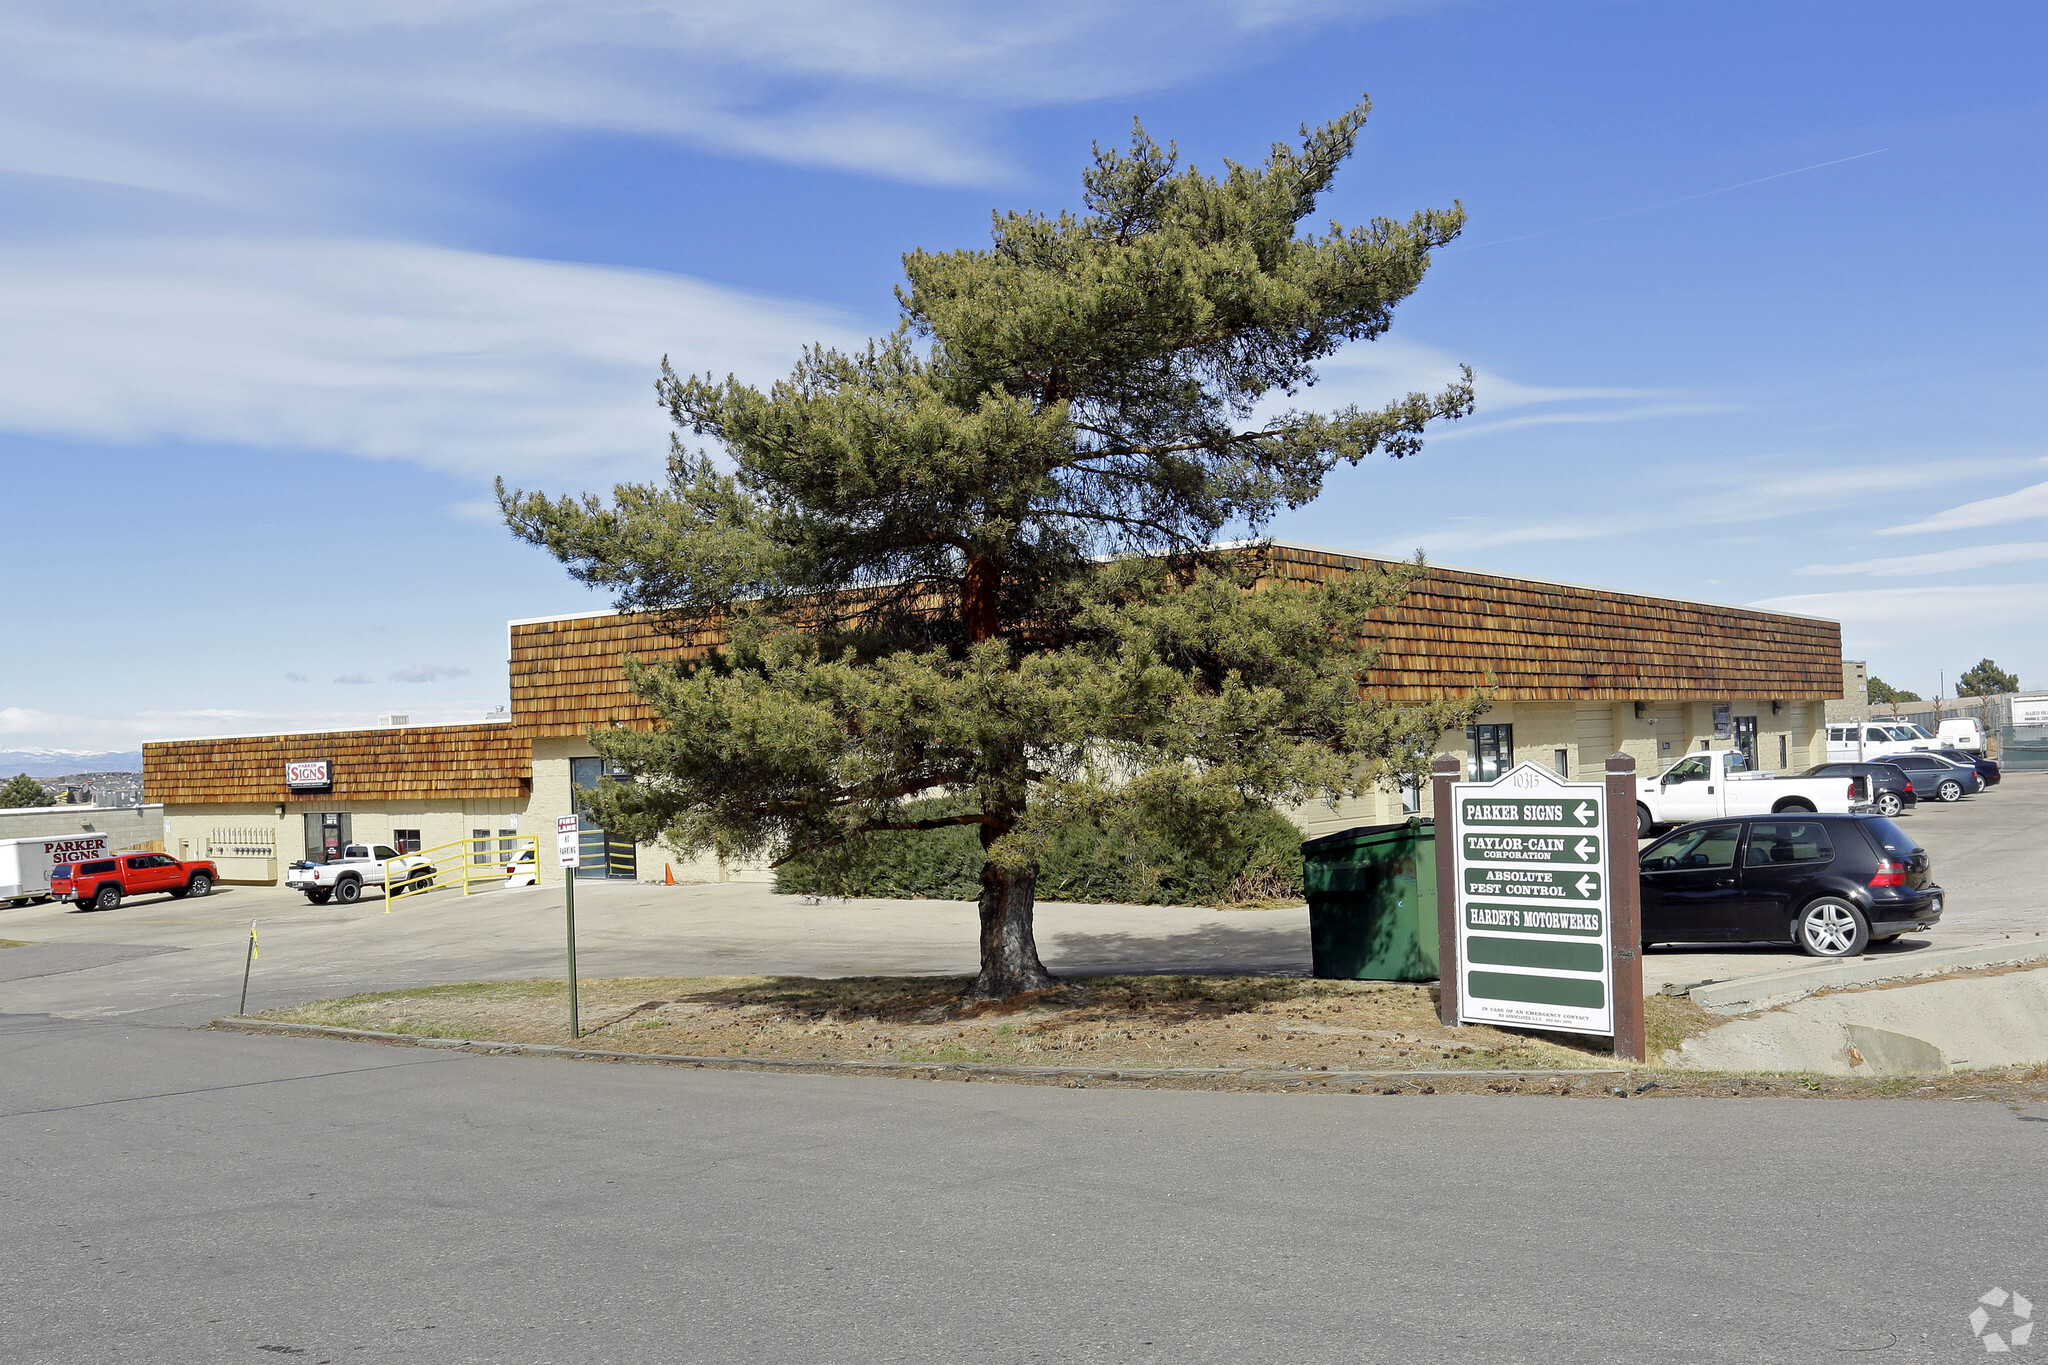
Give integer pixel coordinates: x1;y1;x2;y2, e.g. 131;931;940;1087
207;1016;1634;1087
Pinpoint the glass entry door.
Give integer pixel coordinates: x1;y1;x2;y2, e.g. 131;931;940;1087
304;812;350;863
1733;716;1760;770
570;757;638;880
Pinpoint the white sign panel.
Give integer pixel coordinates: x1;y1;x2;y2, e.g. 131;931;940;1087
2011;695;2048;727
285;759;332;789
557;814;581;868
1452;761;1613;1036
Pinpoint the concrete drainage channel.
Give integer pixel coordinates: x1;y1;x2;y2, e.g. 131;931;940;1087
1668;942;2048;1077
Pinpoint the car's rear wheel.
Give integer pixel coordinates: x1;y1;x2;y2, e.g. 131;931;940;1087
90;884;121;911
1937;779;1964;803
1796;897;1869;958
1773;799;1815;814
187;873;212;897
333;878;362;905
1637;803;1653;839
1875;792;1903;817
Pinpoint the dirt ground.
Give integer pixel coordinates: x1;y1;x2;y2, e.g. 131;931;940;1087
259;974;2048;1102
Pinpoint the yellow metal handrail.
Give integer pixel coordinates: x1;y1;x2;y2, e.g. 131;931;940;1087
384;833;540;910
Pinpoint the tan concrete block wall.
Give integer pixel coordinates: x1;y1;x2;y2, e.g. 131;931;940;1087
529;740;759;883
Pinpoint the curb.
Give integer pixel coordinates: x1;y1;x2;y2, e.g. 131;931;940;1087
208;1017;1632;1088
1690;940;2048;1013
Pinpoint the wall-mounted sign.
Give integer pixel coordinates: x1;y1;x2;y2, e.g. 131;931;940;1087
285;759;333;789
2012;695;2048;727
1450;762;1612;1036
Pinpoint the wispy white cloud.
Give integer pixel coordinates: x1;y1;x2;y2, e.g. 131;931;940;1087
1403;454;2048;554
1878;476;2048;537
388;663;473;684
333;674;375;686
1275;336;1706;452
1798;541;2048;578
1747;583;2048;640
0;235;859;479
0;1;1385;197
0;703;496;749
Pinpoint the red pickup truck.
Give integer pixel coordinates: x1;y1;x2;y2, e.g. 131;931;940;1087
52;852;218;910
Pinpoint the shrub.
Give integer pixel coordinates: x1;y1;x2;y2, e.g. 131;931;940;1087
775;799;1305;906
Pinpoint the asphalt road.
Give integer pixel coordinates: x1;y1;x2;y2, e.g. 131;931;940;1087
3;777;2044;1361
5;1005;2046;1365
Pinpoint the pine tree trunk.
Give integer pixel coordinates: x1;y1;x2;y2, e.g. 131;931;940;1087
966;856;1055;1001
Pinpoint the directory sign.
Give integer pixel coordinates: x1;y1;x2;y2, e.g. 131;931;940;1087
1452;762;1612;1036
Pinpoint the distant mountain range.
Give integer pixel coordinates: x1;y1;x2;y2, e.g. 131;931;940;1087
0;749;144;780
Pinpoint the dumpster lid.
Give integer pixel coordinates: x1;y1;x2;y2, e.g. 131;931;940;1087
1300;816;1434;857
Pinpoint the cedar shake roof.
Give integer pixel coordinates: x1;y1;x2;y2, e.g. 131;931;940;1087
144;722;529;805
507;542;1843;735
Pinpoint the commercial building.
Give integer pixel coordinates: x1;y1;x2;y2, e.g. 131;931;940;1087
144;541;1843;881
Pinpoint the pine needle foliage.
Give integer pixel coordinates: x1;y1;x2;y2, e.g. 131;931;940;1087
500;97;1488;999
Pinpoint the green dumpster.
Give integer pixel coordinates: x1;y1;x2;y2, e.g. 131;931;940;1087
1301;817;1439;981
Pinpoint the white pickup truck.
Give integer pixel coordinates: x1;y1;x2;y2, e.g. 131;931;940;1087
285;842;436;905
1636;750;1871;837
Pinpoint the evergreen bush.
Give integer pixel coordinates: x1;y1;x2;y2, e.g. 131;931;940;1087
776;799;1304;906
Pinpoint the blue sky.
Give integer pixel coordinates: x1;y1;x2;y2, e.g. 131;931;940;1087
3;0;2044;752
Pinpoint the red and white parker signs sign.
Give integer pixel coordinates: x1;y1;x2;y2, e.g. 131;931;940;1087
42;835;110;862
285;759;332;788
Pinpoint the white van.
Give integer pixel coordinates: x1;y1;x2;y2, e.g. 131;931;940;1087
1825;721;1928;762
1937;718;1986;752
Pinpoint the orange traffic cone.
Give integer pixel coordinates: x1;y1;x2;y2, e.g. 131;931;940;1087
664;863;675;885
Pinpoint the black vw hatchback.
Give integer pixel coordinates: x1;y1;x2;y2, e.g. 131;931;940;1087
1639;814;1942;958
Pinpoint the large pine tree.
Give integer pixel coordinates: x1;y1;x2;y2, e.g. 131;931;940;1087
501;98;1486;1000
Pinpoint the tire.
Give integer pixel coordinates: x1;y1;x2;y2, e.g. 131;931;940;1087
1875;792;1904;817
1773;799;1815;814
186;874;212;897
1937;780;1964;803
306;890;332;905
1795;897;1870;958
1637;803;1653;839
332;878;362;905
90;884;121;911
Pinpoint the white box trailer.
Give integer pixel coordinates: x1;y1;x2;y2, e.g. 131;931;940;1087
1;832;113;906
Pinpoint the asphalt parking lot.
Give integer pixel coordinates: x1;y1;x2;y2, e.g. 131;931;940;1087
1;773;2040;1024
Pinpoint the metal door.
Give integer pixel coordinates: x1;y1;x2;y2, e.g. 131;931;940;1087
1733;716;1759;770
1640;822;1747;941
1736;820;1836;941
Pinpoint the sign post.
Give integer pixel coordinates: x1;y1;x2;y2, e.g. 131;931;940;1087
1434;753;1645;1060
557;814;581;1039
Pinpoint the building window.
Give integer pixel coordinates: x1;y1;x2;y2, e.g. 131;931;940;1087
1466;724;1513;781
1400;783;1421;814
472;828;492;865
393;829;422;853
1552;748;1570;778
1779;734;1789;770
